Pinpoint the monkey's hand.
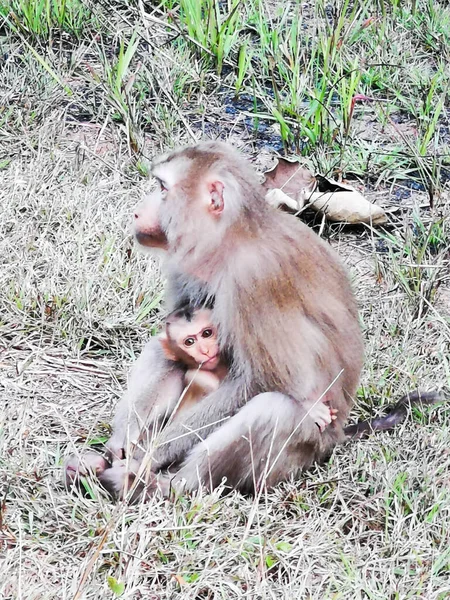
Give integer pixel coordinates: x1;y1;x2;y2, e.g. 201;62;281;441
64;452;110;488
104;437;126;464
308;402;338;432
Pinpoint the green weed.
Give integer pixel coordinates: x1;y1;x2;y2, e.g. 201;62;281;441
1;0;92;38
170;0;243;75
156;0;450;189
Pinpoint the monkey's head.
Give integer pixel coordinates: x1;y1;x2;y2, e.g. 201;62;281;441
159;306;221;371
133;142;264;255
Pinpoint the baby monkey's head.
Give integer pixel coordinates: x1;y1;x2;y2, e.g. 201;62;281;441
159;306;220;371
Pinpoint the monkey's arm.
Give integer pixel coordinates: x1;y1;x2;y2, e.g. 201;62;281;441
150;378;326;471
106;338;185;460
184;369;220;394
150;377;247;469
344;391;446;439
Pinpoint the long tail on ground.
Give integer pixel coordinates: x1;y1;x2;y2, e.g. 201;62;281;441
344;390;447;440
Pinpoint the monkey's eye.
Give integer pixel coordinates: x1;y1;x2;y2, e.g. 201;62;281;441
184;337;195;347
155;178;168;196
202;329;213;338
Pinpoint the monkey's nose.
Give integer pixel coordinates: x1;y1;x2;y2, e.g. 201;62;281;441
134;205;145;220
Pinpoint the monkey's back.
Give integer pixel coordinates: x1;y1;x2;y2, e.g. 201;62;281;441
214;206;363;430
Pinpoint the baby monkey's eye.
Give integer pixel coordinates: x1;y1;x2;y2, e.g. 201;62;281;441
184;337;195;347
202;329;213;338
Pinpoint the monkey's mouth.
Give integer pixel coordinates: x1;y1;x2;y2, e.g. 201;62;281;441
202;355;220;370
135;230;168;249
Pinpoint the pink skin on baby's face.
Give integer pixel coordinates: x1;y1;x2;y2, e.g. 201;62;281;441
169;309;220;371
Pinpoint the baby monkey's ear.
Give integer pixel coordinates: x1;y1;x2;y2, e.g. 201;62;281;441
158;333;178;362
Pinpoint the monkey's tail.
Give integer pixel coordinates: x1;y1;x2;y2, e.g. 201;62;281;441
344;390;447;440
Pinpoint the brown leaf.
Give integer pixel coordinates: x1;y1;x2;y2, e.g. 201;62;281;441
316;174;355;193
263;158;316;201
263;160;388;225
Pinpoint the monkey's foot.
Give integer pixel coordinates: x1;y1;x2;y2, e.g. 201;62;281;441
64;451;109;487
99;459;169;502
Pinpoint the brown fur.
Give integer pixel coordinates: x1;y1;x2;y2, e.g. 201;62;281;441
121;141;363;495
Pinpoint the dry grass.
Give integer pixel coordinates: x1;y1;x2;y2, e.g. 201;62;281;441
1;1;450;598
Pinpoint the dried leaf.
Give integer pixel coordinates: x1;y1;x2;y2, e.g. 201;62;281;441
311;174;387;223
264;165;387;225
173;574;187;587
263;158;316;205
308;190;387;224
316;174;354;192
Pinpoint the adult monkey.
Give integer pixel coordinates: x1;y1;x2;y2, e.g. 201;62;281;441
103;141;364;498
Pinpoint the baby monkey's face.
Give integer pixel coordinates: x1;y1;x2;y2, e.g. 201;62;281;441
169;309;220;371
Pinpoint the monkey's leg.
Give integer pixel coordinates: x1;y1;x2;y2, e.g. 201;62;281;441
106;338;185;461
168;392;330;495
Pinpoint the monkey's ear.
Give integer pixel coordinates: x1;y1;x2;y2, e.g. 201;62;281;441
159;334;178;361
208;181;224;215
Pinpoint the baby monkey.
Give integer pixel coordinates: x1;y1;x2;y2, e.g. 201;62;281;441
100;306;337;500
160;304;337;431
158;305;227;415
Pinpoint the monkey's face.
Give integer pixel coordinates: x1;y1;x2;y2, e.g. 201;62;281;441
169;309;221;371
133;190;168;250
133;148;227;253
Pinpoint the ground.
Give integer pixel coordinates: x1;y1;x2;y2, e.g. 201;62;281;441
1;1;450;598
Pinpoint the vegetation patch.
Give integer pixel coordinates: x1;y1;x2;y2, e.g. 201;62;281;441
0;1;449;598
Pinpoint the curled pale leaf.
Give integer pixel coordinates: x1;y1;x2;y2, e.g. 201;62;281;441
263;165;387;225
308;190;387;224
310;174;386;223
